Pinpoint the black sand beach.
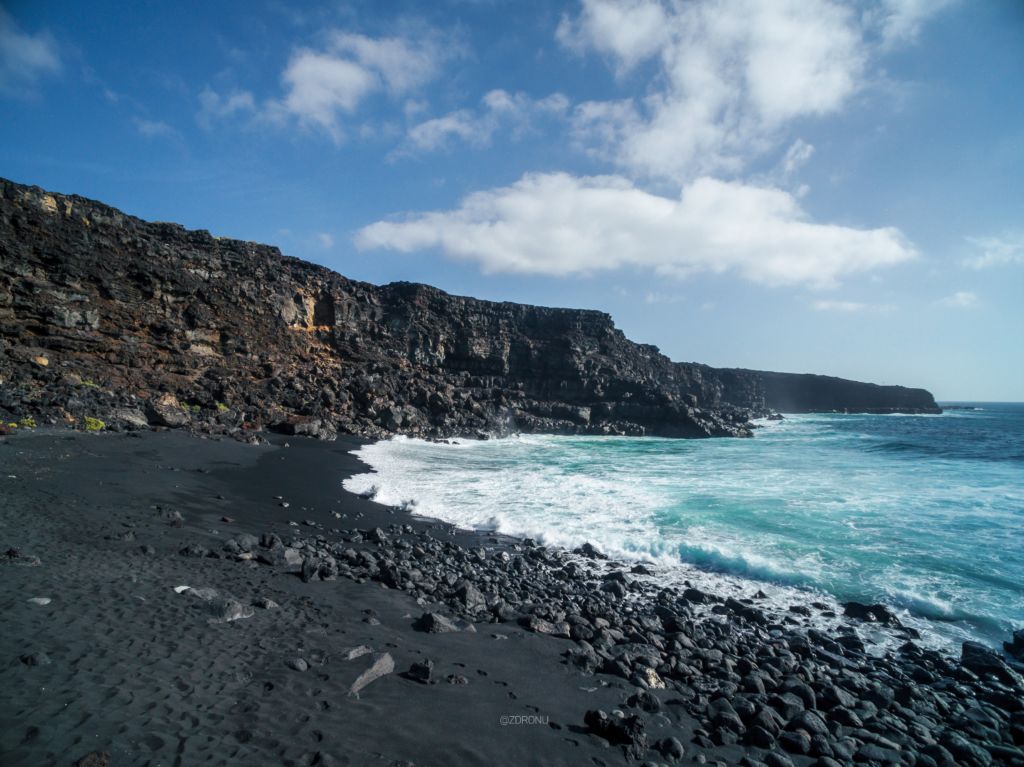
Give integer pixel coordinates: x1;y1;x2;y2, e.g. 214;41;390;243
1;431;631;766
2;430;1023;767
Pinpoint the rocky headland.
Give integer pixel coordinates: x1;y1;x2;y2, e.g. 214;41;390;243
0;177;939;442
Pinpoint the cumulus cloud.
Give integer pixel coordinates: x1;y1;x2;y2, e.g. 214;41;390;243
936;291;977;308
403;90;569;153
0;10;61;97
246;28;455;141
556;0;670;70
962;234;1024;270
356;172;915;287
329;32;443;93
560;0;868;181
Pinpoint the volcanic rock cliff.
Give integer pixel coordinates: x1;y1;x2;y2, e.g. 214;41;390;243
0;178;939;441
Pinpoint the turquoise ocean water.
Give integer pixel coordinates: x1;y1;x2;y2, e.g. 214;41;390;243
344;404;1024;651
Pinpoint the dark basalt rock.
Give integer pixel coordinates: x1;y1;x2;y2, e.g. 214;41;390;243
843;601;903;626
1005;629;1024;661
583;709;647;759
962;641;1023;686
245;519;1023;767
413;612;468;634
0;177;939;439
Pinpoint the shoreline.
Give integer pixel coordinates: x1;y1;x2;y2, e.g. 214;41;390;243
342;425;1013;657
2;429;1022;766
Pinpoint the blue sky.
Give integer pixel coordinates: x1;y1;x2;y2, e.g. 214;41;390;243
1;0;1022;400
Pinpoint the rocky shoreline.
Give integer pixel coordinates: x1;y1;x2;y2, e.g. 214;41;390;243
1;429;1020;766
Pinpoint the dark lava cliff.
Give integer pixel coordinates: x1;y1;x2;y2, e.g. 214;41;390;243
0;178;939;441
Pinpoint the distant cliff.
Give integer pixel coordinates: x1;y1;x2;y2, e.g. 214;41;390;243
750;371;939;415
0;178;939;441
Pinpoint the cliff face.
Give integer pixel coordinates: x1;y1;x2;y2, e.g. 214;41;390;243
0;178;938;440
751;371;939;415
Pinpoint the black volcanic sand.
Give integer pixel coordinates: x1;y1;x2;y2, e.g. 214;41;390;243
1;431;1022;767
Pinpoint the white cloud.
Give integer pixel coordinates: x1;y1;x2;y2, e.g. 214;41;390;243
962;234;1024;270
356;171;915;288
875;0;956;47
403;90;569;153
317;232;335;249
560;0;953;184
644;291;684;304
560;0;868;181
556;0;670;70
277;49;377;138
781;139;815;176
406;109;484;151
198;87;255;127
813;300;867;312
0;10;61;96
813;299;894;313
260;29;453;141
133;117;178;139
329;32;442;93
936;291;977;308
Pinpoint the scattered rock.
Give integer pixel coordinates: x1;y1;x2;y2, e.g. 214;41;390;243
184;586;254;623
72;751;111;767
842;601;902;626
145;393;190;428
413;612;473;634
287;657;308;672
574;542;607;559
962;640;1022;685
26;597;51;606
518;615;571;638
654;736;686;761
349;652;394;696
2;547;41;566
405;659;434;684
584;709;647;759
1004;629;1024;661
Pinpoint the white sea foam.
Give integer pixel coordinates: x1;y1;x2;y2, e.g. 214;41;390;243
344;413;1024;652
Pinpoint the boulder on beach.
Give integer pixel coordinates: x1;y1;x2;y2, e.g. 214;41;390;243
961;641;1022;685
842;601;903;626
349;652;394;696
413;612;474;634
